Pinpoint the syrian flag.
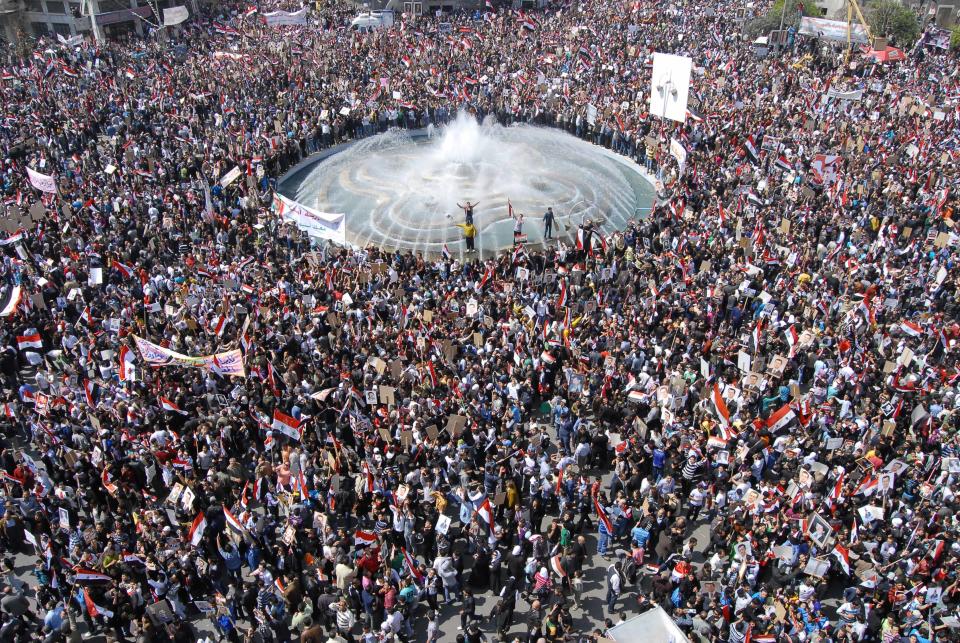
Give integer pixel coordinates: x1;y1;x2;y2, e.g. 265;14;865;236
83;379;101;409
766;403;796;433
272;409;302;441
785;324;799;357
828;471;845;505
122;552;146;566
476;497;494;528
209;314;227;338
0;403;13;419
118;345;135;382
223;505;248;535
549;554;567;578
402;548;424;584
540;350;556;365
850;516;859;545
853;475;878;497
707;435;728;450
240;480;250;509
775;155;792;172
73;568;113;583
711;383;731;429
0;285;22;317
101;469;118;496
354;530;378;547
743;135;760;162
401;55;411;68
594;497;614;533
274;578;286;595
158;396;186;414
187;512;207;546
556;280;567;310
110;259;134;279
832;543;851;575
442;244;452;261
78;306;92;326
82;588;114;618
478;265;494;290
296;470;308;496
362;461;375;493
900;320;923;337
266;361;285;395
16;332;42;350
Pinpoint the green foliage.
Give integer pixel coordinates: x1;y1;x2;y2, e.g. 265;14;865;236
745;0;811;39
866;0;920;47
952;26;960;50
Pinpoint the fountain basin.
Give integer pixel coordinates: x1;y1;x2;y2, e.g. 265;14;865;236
277;114;656;257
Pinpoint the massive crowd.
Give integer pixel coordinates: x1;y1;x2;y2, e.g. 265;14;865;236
0;0;959;641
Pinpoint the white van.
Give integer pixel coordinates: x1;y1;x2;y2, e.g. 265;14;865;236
350;10;395;31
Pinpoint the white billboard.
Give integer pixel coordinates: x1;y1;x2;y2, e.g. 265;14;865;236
273;194;346;245
648;53;692;123
798;17;869;44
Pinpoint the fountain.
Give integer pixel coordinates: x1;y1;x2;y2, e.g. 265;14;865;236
278;112;655;256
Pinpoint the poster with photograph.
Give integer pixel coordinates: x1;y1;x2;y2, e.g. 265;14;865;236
806;513;832;549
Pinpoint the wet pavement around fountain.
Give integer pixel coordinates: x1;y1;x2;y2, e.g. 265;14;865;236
279;112;656;258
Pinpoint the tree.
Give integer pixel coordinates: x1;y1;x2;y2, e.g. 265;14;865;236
745;0;811;39
866;0;920;47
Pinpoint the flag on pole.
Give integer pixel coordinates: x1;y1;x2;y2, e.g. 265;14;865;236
711;383;731;429
82;588;114;618
900;320;923;337
16;332;42;350
271;409;302;441
223;505;247;535
187;512;207;546
110;259;134;280
118;345;135;382
766;403;796;432
785;325;799;357
158;396;186;414
594;497;613;533
401;547;424;583
73;568;113;583
354;530;378;547
832;543;851;575
0;285;22;317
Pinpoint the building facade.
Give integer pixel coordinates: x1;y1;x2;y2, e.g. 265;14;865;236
1;0;189;44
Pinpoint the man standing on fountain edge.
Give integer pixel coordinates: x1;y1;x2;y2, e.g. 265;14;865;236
543;207;555;240
456;219;477;252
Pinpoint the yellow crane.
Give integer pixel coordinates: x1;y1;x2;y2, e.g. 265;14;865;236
845;0;874;62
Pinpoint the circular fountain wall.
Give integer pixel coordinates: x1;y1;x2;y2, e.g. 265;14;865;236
278;113;656;257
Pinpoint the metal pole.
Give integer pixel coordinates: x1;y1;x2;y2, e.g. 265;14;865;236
87;0;103;43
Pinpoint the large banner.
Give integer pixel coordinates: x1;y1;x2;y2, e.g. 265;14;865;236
798;17;869;44
132;335;246;377
27;167;57;193
273;193;346;245
263;7;308;26
163;6;189;26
